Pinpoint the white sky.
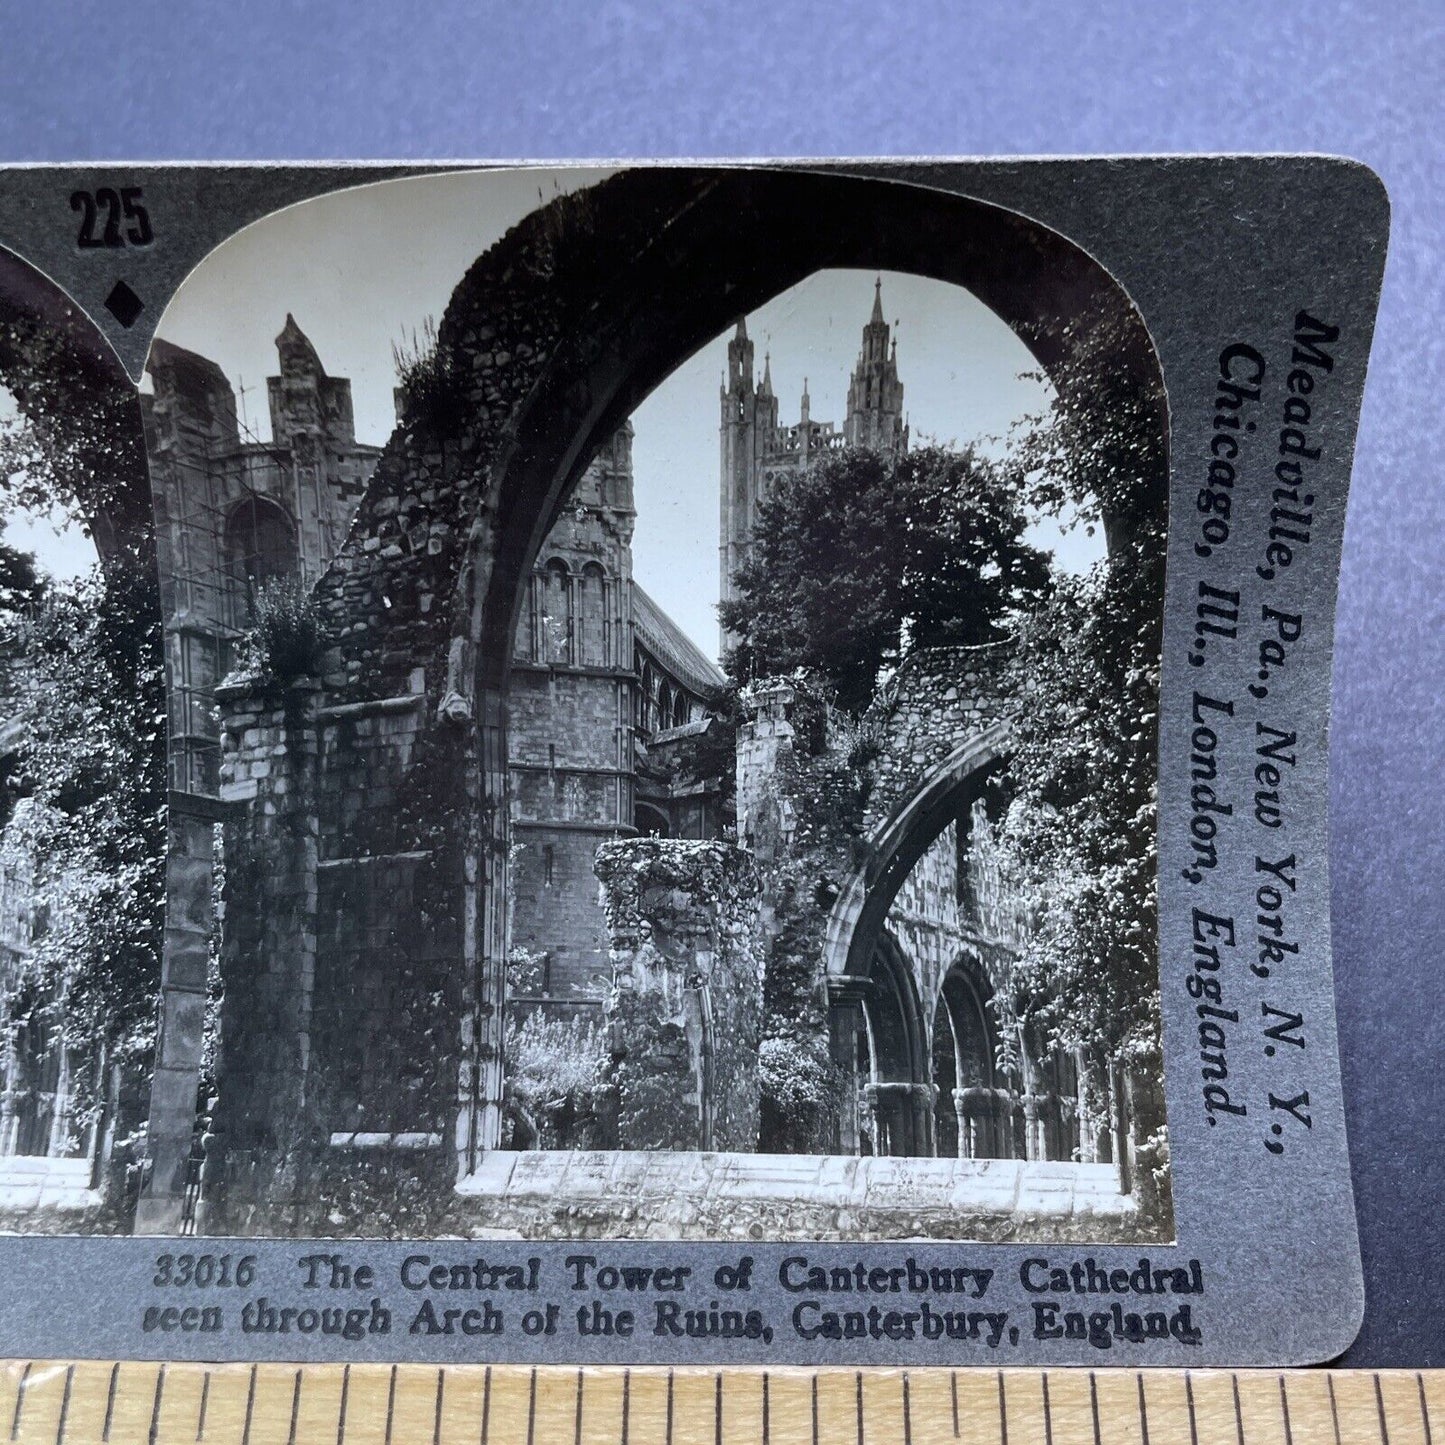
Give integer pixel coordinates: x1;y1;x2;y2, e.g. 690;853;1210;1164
153;168;1101;661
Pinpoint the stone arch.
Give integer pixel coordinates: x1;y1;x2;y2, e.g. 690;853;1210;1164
0;244;154;572
932;954;1011;1160
289;167;1165;1177
446;171;1163;702
824;722;1010;986
858;932;931;1157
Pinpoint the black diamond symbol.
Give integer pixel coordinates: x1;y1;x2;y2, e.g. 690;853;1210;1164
104;280;144;329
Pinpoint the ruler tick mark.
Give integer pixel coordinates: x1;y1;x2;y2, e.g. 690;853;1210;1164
56;1363;74;1445
1233;1373;1246;1445
812;1373;820;1445
762;1371;770;1445
196;1371;210;1442
1420;1373;1434;1445
715;1371;723;1445
621;1369;631;1445
1041;1372;1052;1445
434;1368;445;1445
1089;1372;1101;1445
666;1369;674;1445
1377;1373;1392;1445
526;1368;536;1445
998;1370;1008;1445
10;1360;30;1441
1137;1372;1150;1445
1185;1371;1199;1445
1279;1374;1294;1445
574;1368;584;1445
148;1364;167;1445
857;1371;865;1445
241;1364;256;1445
902;1371;913;1445
951;1372;959;1438
286;1369;301;1445
1327;1375;1342;1445
480;1365;491;1445
385;1364;398;1445
337;1364;351;1445
102;1363;120;1444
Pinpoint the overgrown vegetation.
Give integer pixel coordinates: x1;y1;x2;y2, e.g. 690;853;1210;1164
999;301;1168;1067
0;282;165;1169
234;575;328;683
502;1010;609;1150
724;300;1169;1178
392;318;471;437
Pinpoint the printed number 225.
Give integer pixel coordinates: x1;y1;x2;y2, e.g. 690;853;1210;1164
71;187;153;249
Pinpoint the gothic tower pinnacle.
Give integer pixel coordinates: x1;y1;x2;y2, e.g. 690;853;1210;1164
845;278;907;451
720;285;909;651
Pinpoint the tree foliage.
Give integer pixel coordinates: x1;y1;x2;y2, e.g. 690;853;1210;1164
720;445;1051;712
0;573;167;1088
0;289;154;575
0;281;166;1130
999;301;1169;1063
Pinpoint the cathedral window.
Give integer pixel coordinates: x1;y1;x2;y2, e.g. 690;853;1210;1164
578;563;607;667
540;559;573;665
225;497;295;622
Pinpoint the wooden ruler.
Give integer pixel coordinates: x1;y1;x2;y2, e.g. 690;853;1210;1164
0;1364;1435;1445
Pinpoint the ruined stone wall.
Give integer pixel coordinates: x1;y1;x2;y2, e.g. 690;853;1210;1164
863;643;1014;836
207;678;321;1233
885;822;963;1034
595;840;763;1153
209;672;460;1234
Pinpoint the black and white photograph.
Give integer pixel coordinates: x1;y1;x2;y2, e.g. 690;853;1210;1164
80;167;1173;1244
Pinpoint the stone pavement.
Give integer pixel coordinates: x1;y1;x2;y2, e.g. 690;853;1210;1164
451;1151;1156;1243
0;1156;104;1232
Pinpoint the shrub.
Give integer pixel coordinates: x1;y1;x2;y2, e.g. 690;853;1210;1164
503;1011;609;1149
758;1031;835;1153
236;576;326;683
392;318;470;437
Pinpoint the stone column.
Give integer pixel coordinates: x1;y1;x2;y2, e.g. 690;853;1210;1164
866;1081;929;1156
0;1021;18;1156
958;1085;1007;1160
862;1083;883;1155
1022;1094;1046;1161
135;797;221;1233
458;687;509;1170
826;976;868;1155
911;1082;935;1156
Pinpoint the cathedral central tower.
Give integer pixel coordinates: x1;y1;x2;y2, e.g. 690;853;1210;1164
719;280;908;652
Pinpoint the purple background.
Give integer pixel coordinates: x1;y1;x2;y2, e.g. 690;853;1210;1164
2;0;1441;1367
